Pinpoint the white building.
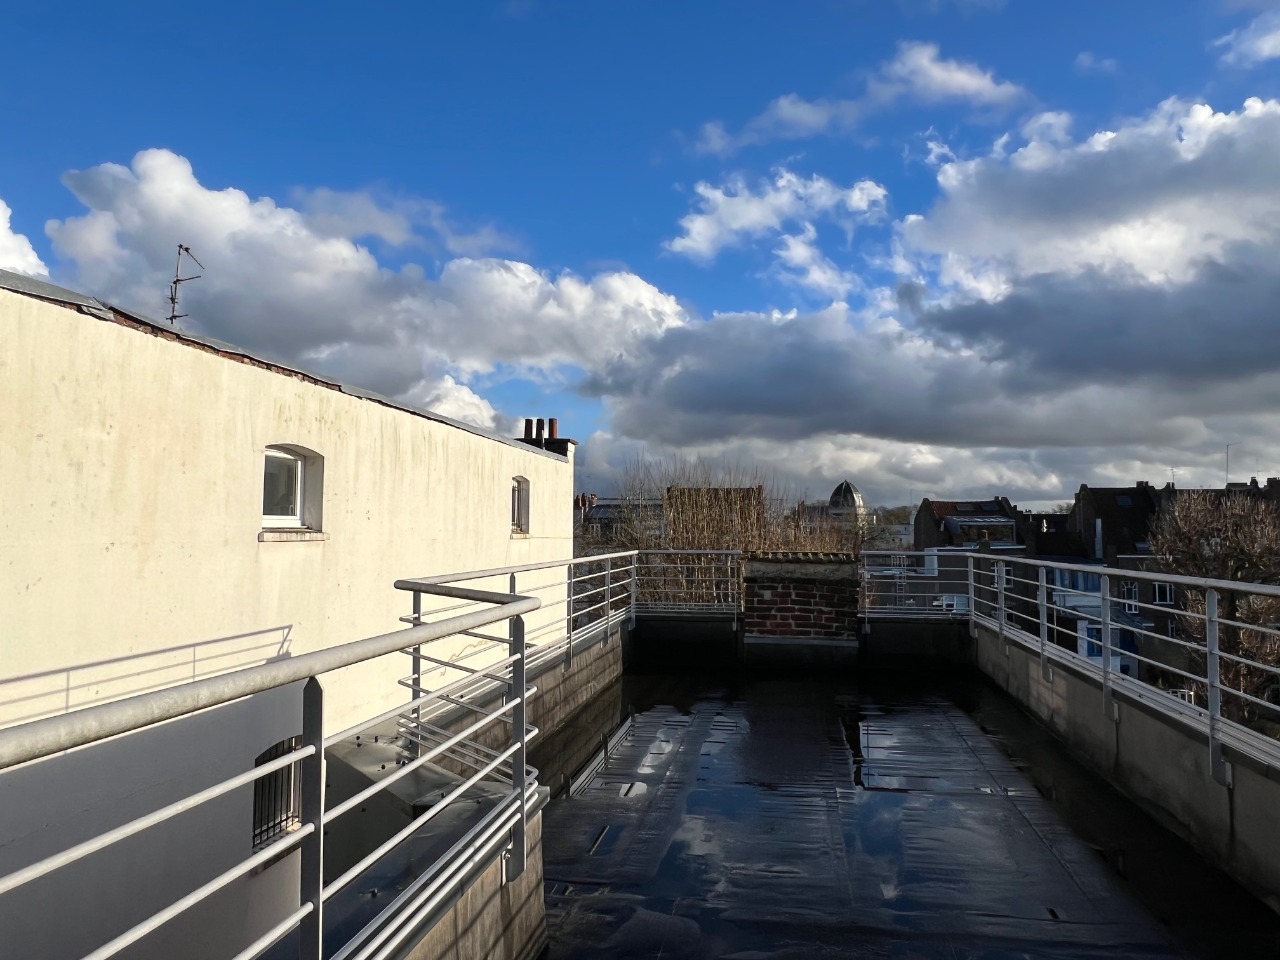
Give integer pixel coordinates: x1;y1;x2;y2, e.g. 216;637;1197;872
0;269;575;959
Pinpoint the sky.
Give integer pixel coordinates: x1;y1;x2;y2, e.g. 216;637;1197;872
5;1;1280;507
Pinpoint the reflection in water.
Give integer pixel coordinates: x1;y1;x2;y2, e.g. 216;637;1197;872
541;671;1280;959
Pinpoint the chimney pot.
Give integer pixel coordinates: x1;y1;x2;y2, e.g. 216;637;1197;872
548;417;559;440
535;418;545;441
523;418;534;440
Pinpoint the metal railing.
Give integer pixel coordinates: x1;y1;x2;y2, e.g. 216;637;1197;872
969;553;1280;783
859;550;975;619
0;574;550;960
862;549;1280;783
632;550;741;617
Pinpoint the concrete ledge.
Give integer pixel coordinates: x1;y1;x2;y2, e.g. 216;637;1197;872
971;618;1280;913
742;633;859;667
257;529;329;542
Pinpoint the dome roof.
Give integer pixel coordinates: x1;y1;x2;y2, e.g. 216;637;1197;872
829;480;863;510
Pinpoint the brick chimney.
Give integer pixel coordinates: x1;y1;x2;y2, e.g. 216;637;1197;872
515;415;576;456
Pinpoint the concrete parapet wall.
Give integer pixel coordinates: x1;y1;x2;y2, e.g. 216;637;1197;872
742;553;857;641
971;619;1280;912
403;812;547;960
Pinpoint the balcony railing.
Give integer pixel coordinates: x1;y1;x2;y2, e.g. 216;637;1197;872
631;549;741;617
862;549;1280;785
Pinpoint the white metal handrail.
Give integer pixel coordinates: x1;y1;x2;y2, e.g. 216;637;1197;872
863;549;1280;786
0;575;545;960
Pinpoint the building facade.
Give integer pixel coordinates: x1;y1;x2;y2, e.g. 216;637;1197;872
0;270;575;959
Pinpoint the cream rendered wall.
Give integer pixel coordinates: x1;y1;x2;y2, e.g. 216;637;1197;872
0;288;574;735
0;287;576;959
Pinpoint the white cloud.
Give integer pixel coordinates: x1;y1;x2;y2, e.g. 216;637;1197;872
0;199;47;277
580;94;1280;504
295;187;515;256
924;139;957;167
400;374;501;431
697;42;1026;154
1074;51;1118;74
666;169;886;262
871;40;1023;106
772;225;858;299
902;97;1280;290
43;149;687;427
1216;9;1280;67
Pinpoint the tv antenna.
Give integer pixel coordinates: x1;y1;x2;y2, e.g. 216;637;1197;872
166;244;204;325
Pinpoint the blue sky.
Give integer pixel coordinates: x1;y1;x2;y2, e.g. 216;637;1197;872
5;1;1280;505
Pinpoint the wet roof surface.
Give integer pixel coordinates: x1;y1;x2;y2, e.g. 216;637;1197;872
542;676;1207;959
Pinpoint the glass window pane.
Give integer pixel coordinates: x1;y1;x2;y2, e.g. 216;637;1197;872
264;454;300;518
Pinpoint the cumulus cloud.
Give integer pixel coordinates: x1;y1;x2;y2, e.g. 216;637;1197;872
42;149;687;427
696;42;1025;154
295;186;515;256
666;169;886;263
0;200;47;277
579;94;1280;502
1216;9;1280;67
901;97;1280;291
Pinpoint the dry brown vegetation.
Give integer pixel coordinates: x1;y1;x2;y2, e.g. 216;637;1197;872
578;455;875;554
1150;490;1280;724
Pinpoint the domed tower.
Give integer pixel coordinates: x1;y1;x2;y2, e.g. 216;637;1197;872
828;480;865;523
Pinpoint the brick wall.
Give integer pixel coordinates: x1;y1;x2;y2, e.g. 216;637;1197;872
742;553;858;640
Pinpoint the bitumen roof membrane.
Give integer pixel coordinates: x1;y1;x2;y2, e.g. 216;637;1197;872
540;675;1279;959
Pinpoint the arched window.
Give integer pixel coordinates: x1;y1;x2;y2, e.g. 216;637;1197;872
263;445;323;530
511;476;530;535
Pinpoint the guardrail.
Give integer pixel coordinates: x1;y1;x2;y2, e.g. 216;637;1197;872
967;553;1280;785
859;550;974;619
632;549;741;617
0;575;547;960
863;550;1280;784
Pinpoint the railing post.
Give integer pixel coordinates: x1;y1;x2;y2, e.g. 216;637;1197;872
507;615;527;880
604;556;612;638
966;555;975;621
1101;574;1116;721
1038;566;1050;681
731;555;739;632
299;678;325;960
630;554;638;628
410;591;423;758
996;560;1006;641
1206;589;1233;787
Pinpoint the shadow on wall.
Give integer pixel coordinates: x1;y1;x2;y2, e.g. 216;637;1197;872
0;626;293;728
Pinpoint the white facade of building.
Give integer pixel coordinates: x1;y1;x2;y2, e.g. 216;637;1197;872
0;273;575;959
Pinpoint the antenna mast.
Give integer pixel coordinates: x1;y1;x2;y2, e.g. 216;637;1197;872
166;244;204;325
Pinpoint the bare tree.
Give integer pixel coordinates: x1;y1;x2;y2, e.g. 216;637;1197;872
581;454;868;554
1149;490;1280;723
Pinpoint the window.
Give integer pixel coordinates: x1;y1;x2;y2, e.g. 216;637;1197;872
1115;494;1132;507
511;476;530;534
1153;582;1173;605
262;445;323;532
263;448;303;526
253;737;301;849
1120;580;1139;614
1167;619;1180;639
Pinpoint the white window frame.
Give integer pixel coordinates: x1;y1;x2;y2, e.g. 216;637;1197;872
263;448;305;528
1153;582;1173;605
511;476;530;535
1120;579;1139;614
